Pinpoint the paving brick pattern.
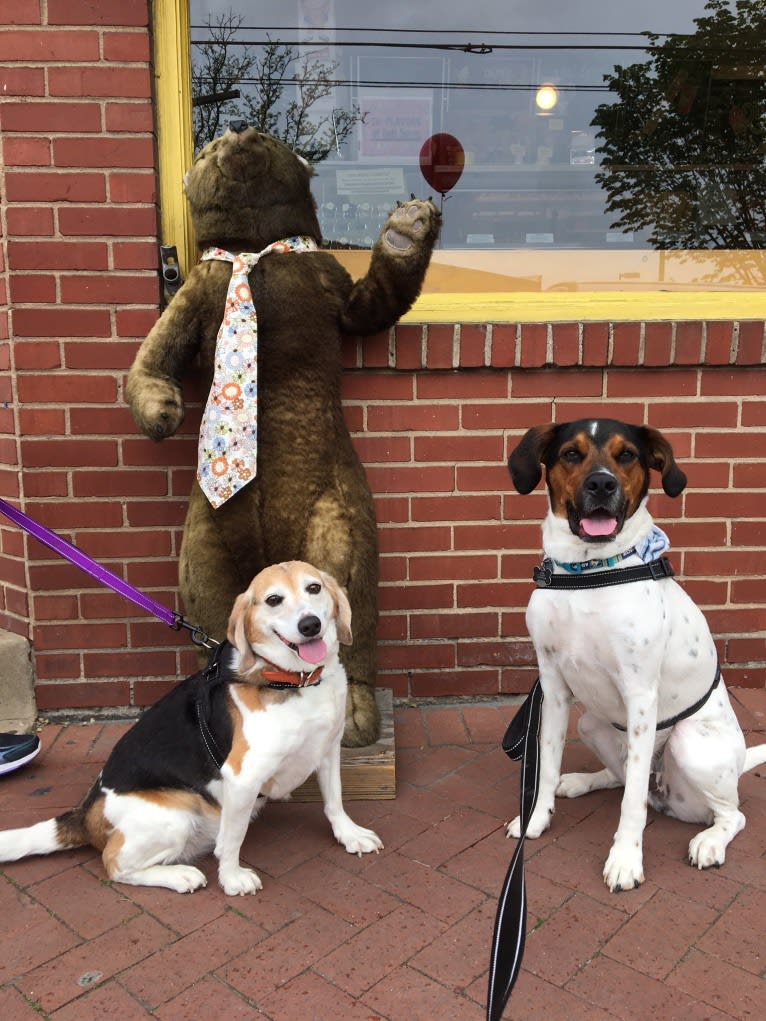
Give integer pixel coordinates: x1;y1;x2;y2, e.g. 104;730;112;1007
0;690;763;1020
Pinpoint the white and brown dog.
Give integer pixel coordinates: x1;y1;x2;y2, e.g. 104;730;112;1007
507;419;766;892
0;561;382;894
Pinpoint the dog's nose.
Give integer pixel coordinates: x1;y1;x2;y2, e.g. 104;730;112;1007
298;614;322;639
229;119;249;133
584;471;618;499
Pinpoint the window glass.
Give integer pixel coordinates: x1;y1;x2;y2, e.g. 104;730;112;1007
188;1;766;292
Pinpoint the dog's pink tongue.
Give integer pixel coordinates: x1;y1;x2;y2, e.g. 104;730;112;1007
298;638;327;665
581;515;618;537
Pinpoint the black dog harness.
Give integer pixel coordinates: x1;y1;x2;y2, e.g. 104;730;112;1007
486;554;720;1021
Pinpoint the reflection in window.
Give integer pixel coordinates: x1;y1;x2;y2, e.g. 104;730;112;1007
189;1;765;290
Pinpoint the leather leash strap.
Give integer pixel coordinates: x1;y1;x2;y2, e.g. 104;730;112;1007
487;554;676;1020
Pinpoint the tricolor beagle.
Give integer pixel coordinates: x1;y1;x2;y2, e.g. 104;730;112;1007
506;419;766;892
0;561;382;894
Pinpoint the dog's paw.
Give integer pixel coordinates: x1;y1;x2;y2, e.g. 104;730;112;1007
688;830;726;870
219;865;263;896
381;198;440;256
505;807;551;840
603;844;645;892
160;864;208;893
336;823;384;857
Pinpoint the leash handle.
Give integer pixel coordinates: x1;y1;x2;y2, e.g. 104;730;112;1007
0;497;216;645
487;678;544;1021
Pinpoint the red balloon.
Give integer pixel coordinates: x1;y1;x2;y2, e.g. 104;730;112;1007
419;133;465;195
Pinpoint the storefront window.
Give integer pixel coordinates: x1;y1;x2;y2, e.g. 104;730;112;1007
186;1;766;296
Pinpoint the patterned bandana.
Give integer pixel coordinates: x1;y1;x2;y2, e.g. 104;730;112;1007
554;525;671;573
197;237;317;508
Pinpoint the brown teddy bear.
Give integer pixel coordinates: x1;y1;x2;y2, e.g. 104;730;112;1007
127;124;440;746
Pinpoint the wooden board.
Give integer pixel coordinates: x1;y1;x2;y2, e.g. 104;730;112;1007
292;689;396;801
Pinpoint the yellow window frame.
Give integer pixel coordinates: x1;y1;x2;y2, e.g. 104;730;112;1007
153;0;766;323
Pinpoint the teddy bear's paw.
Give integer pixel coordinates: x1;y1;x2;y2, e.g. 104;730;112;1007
130;378;185;441
382;199;439;256
342;682;381;748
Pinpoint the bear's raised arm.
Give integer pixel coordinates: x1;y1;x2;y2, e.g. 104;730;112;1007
339;199;440;337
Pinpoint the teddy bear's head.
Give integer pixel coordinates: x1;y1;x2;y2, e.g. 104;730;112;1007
185;125;322;251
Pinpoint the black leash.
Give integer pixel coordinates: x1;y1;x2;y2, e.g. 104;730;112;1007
486;554;677;1020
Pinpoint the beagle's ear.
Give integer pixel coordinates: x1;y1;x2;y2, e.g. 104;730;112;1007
320;570;353;646
227;590;258;673
641;427;687;498
508;423;557;494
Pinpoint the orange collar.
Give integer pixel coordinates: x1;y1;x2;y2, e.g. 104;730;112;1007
259;661;324;689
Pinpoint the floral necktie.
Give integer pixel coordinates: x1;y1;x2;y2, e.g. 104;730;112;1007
197;237;317;508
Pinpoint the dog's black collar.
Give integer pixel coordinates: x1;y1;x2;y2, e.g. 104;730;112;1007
533;555;674;589
613;662;722;732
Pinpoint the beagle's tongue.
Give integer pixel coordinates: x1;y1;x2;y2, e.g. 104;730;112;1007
297;638;327;665
580;515;618;537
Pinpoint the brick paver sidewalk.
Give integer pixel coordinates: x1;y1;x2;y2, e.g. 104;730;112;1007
0;690;764;1020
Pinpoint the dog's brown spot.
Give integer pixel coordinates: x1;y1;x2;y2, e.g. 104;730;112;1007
133;789;221;818
83;794;111;852
102;829;126;879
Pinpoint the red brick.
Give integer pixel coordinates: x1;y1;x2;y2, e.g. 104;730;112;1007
519;322;548;367
612;322;641;366
58;206;157;237
458;324;487;367
103;31;151;62
412;494;501;522
60;274;157;304
17;374;117;403
643;321;672;366
9;275;57;303
108;171;156;204
414;433;503;463
425;324;454;368
607;368;697;398
409;554;496;581
5;172;107;203
393;323;423;369
417;371;508;400
12;307;109;338
0;65;44;94
21;439;119;468
5;207;54;236
49;67;151;99
512;369;602;398
72;469;168;498
64;340;140;370
582;321;609;364
551;322;579;366
705;320;734;364
490;323;517;367
54;136;154;168
736;320;765;364
361;329;389;368
47;0;149;26
112;242;157;270
9;241;108;271
366;402;458;432
0;30;99;62
13;340;64;370
700;367;766;396
1;102;101;133
341;372;412;401
2;136;51;166
675;320;704;363
366;464;454;494
18;408;67;435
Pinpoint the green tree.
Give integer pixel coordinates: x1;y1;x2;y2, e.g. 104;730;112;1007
592;0;766;262
191;9;363;161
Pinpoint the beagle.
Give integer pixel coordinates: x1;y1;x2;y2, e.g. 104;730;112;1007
506;419;766;892
0;561;382;894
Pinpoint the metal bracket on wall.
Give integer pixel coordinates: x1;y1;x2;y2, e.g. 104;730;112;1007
159;244;184;303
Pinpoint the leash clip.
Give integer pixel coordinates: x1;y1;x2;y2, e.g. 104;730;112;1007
533;557;554;589
171;614;220;649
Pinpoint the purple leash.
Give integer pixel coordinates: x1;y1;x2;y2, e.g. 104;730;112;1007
0;497;217;648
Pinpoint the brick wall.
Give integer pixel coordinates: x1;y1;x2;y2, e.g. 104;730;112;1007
1;3;764;713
